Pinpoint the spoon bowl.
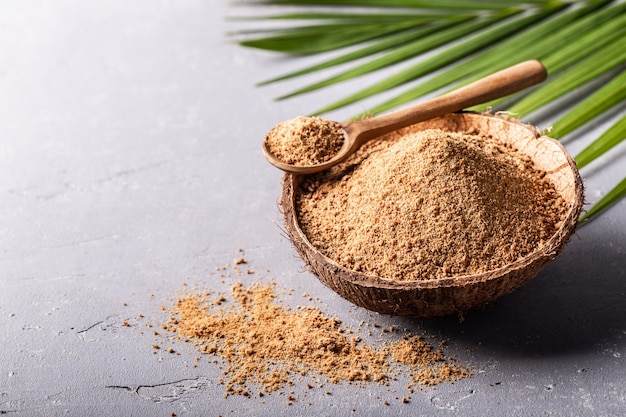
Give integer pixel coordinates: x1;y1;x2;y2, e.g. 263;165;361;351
263;60;548;174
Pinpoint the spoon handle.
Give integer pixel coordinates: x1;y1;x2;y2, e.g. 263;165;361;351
344;60;547;145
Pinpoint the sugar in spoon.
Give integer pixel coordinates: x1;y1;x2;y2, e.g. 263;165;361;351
262;60;547;175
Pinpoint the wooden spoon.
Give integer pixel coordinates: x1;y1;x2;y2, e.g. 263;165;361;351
263;60;547;174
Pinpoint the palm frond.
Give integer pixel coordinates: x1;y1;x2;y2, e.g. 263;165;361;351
237;0;523;9
551;69;626;139
275;13;501;99
312;6;550;115
238;21;424;54
258;17;468;87
232;11;469;23
506;42;626;115
230;0;626;222
369;0;604;114
470;0;625;111
575;113;626;170
579;177;626;224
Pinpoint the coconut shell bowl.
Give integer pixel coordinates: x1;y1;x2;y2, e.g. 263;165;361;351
280;112;584;318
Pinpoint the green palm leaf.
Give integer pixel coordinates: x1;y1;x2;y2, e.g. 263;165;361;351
573;113;626;225
238;21;423;54
579;177;626;224
275;12;508;99
259;17;470;87
312;6;549;115
506;40;626;115
470;1;625;111
370;0;610;114
241;0;521;9
231;0;626;222
233;11;468;23
575;113;626;170
551;69;626;139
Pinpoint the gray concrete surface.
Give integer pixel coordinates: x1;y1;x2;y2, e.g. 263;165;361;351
1;1;624;416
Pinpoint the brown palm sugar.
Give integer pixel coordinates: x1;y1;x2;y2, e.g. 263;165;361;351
296;128;568;281
264;116;344;166
164;281;470;398
391;335;470;386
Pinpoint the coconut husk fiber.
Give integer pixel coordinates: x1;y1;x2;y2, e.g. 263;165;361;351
281;112;584;318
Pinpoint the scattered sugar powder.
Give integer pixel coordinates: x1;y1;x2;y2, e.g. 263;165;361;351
296;128;568;281
264;116;344;166
164;281;470;398
391;335;470;386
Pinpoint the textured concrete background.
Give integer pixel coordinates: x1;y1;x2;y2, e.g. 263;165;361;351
1;1;624;416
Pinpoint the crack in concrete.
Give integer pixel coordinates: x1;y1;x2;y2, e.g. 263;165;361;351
106;377;210;403
76;314;136;341
76;321;104;334
430;389;477;410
